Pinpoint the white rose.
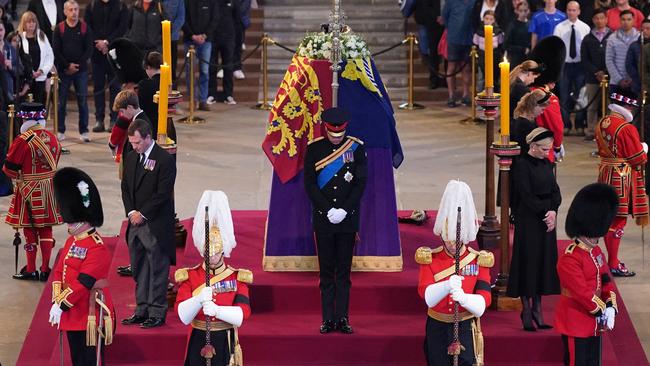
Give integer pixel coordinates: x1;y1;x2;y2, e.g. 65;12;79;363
349;50;359;59
322;50;331;59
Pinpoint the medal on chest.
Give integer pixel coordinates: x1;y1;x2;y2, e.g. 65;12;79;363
67;244;87;259
343;151;355;163
596;254;604;268
344;171;353;182
460;263;478;277
212;279;237;294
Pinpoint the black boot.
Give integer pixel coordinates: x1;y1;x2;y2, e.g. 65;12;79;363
320;320;336;334
531;295;553;329
337;316;353;334
13;266;39;281
520;296;536;332
39;270;50;282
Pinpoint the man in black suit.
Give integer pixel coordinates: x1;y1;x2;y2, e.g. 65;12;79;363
120;119;176;329
136;51;162;134
27;0;65;43
304;107;367;335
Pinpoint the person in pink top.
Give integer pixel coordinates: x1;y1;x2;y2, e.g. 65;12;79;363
606;0;643;30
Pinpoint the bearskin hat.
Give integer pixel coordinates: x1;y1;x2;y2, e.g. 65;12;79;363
565;183;618;238
53;167;103;227
528;36;566;87
107;38;147;84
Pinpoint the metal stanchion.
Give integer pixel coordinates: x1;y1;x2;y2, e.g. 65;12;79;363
460;46;479;124
178;45;206;124
8;104;15;145
253;34;273;110
600;75;608;118
50;72;70;154
399;33;424;110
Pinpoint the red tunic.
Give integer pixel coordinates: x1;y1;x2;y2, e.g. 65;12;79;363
3;126;62;227
417;246;492;322
51;229;115;331
108;114;130;164
555;241;618;338
532;86;564;162
175;264;252;329
596;112;649;222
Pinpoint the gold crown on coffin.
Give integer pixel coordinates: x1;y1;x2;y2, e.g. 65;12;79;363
208;226;224;257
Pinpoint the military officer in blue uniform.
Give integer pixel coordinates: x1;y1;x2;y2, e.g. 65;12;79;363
304;107;368;334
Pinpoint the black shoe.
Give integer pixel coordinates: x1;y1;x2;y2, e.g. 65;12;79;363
611;263;636;277
320;320;336;334
92;122;105;133
117;265;132;277
121;314;148;325
531;312;553;329
338;317;353;334
520;311;536;332
39;270;50;282
13;266;39;281
140;317;165;329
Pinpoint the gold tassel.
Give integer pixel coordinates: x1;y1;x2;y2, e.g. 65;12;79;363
104;316;113;345
86;316;97;346
472;318;485;366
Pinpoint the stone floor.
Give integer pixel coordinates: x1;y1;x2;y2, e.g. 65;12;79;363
1;98;649;365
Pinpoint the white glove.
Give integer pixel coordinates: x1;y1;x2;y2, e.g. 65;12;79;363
447;275;463;292
199;287;213;304
49;303;62;327
555;144;565;161
328;208;347;224
604;307;616;330
215;305;244;327
451;289;487;317
327;208;337;221
643;142;648;154
202;301;219;317
450;288;468;305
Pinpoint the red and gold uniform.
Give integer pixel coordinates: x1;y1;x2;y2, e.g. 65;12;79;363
416;245;493;366
52;229;115;333
596;110;648;270
532;86;564;162
555;240;618;366
175;263;252;366
3;124;62;274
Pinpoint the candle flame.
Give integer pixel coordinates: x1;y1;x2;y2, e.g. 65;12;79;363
503;56;508;63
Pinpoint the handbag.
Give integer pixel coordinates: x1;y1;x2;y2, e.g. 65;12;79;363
438;30;448;60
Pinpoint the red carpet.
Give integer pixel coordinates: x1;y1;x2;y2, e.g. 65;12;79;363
16;211;649;365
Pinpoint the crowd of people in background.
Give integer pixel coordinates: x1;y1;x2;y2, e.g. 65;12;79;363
414;0;650;139
0;0;253;143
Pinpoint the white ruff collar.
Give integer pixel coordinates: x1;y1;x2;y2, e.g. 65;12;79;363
608;104;633;122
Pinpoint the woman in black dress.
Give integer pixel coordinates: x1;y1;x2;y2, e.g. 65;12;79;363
507;127;561;332
511;88;550;152
508;59;543;119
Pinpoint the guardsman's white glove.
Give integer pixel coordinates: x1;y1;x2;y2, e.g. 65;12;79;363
604;307;616;330
178;286;214;325
424;275;463;308
203;301;219;317
49;303;62;327
451;288;486;317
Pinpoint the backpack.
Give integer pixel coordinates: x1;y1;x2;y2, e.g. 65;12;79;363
57;20;88;36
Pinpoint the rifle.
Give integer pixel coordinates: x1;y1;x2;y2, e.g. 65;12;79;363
200;206;216;365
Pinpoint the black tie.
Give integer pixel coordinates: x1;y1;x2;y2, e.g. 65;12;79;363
569;24;577;59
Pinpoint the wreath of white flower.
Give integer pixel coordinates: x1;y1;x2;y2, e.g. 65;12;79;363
297;32;371;60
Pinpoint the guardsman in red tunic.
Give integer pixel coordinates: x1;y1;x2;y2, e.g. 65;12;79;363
416;180;493;366
3;102;62;281
175;191;252;366
48;167;115;365
595;92;649;276
555;183;620;366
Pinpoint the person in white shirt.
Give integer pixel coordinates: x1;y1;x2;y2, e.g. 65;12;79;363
553;1;591;135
